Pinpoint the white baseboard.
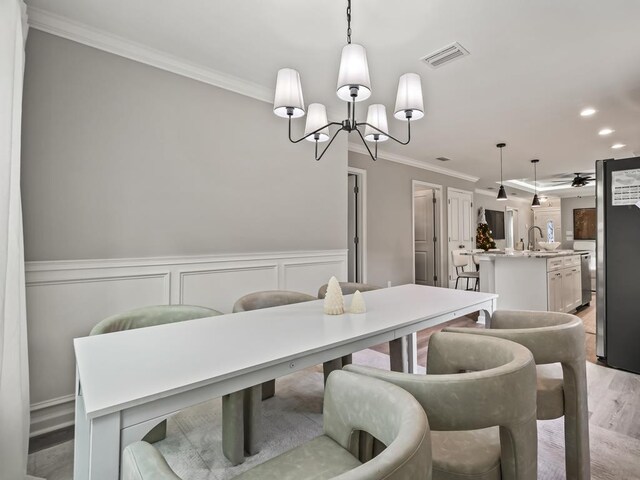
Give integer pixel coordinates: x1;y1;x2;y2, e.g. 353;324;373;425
26;249;347;435
29;395;75;438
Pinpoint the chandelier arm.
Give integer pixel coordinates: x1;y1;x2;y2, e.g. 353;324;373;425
354;127;377;161
357;118;412;145
288;116;342;144
315;128;345;161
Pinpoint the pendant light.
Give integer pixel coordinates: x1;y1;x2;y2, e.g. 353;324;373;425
273;0;424;161
531;159;541;207
496;143;507;201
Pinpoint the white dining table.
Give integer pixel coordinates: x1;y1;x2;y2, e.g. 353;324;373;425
73;284;497;479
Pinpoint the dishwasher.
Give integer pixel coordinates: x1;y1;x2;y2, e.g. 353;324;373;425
579;252;592;307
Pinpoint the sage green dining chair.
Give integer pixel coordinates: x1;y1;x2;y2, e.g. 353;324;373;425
345;332;538;480
123;370;433;480
90;305;223;444
444;310;590;480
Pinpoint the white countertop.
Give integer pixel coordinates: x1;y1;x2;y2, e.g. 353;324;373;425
468;250;579;259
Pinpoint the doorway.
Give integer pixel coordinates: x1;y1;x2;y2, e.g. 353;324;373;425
347;168;366;282
447;188;475;288
413;181;443;287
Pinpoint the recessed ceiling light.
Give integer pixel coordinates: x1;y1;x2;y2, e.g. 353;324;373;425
599;128;614;136
611;143;626;149
580;107;597;117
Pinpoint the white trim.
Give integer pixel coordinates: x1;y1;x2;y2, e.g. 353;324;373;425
26;7;274;104
348;143;479;183
347;167;368;283
29;394;75;438
26;249;348;435
25;249;346;274
412;181;445;288
474;188;532;205
447;187;475;197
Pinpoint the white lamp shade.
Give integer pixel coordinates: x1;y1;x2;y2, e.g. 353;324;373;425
364;104;389;142
394;73;424;120
273;68;305;118
336;44;372;102
304;103;330;142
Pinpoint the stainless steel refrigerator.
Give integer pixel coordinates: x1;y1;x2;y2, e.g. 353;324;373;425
596;156;640;373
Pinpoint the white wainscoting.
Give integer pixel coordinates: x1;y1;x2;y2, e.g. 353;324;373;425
26;249;347;437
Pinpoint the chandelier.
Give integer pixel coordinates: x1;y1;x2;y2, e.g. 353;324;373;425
272;0;424;161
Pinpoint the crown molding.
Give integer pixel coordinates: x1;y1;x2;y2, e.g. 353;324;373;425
26;6;274;104
348;143;479;183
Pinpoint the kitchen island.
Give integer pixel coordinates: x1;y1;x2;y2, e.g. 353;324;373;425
472;250;582;313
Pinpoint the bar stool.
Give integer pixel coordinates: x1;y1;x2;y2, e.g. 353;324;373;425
451;249;479;290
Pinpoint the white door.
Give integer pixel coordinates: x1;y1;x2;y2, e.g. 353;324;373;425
414;189;435;285
534;208;562;245
447;189;475;288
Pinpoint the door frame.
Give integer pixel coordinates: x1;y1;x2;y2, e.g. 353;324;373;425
412;180;445;287
446;187;475;288
505;206;519;249
348;167;367;283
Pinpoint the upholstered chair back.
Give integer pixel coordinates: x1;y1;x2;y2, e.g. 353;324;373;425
444;310;590;479
123;370;432;480
232;290;316;312
345;332;538;480
90;305;221;335
317;282;380;299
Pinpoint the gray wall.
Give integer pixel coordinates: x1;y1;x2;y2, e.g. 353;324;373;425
22;31;347;262
474;194;534;249
560;195;596;248
349;151;475;287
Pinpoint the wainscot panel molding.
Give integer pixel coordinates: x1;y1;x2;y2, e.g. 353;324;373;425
26;249;347;436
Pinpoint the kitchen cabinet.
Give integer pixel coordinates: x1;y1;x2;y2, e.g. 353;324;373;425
546;255;582;313
473;251;582;313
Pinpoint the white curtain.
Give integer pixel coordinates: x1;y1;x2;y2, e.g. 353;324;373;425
0;0;30;478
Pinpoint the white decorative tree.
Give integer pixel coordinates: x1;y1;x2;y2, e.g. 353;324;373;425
349;290;366;314
323;276;345;315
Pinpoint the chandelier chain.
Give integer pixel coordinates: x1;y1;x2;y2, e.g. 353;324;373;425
346;0;352;44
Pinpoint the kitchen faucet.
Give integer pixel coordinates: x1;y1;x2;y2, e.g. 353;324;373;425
527;226;544;251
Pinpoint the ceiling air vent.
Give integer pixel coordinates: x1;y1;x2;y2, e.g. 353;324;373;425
436;157;451;162
422;42;469;69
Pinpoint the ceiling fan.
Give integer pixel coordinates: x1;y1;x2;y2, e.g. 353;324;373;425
570;173;594;187
547;172;595;188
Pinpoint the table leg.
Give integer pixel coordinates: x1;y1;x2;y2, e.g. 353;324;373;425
73;375;89;480
88;412;121;479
